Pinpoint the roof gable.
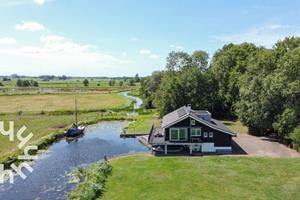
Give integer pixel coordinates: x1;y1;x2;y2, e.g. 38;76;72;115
162;106;236;136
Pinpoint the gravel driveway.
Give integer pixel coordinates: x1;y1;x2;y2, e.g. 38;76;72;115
233;134;299;158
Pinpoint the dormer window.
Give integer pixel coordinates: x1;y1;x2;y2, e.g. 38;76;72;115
191;119;195;125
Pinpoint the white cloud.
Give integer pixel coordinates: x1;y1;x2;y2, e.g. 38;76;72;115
0;34;131;75
139;49;160;59
0;0;48;7
0;0;27;7
131;38;139;41
139;49;152;55
170;44;183;50
149;54;160;59
15;21;46;31
213;23;300;47
0;37;17;45
33;0;46;5
266;24;290;30
40;35;65;43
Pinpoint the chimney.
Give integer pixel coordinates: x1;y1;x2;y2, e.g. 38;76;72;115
186;104;191;113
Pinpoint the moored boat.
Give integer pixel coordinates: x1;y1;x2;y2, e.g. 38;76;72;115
65;97;86;138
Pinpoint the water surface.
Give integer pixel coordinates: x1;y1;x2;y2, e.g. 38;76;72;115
0;121;148;200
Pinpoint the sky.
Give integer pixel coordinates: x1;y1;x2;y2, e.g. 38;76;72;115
0;0;300;77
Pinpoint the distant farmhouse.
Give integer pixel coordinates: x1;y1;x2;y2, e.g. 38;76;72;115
149;105;236;155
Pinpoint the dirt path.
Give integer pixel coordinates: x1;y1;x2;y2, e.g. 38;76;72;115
233;134;299;158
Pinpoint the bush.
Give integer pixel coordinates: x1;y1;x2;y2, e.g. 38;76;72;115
83;79;89;87
290;126;300;151
68;160;112;200
33;81;39;87
0;82;3;86
16;79;39;87
2;77;11;81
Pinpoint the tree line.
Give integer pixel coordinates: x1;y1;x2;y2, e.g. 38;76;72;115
140;37;300;150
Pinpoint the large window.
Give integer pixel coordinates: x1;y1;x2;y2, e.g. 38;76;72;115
191;128;201;136
170;128;187;141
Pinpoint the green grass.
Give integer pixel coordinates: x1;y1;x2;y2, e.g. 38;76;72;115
0;112;133;163
0;93;131;113
0;78;137;88
100;155;300;200
126;113;161;135
221;119;248;134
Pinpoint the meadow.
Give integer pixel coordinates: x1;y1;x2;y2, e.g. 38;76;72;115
0;111;134;164
125;112;161;135
0;78;135;88
0;93;131;113
0;79;138;164
100;155;300;200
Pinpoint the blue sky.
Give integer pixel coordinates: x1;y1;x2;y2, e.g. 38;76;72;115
0;0;300;77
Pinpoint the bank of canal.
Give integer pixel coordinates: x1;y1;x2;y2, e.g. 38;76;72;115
0;92;149;200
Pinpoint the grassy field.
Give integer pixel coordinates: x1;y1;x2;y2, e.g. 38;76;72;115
0;93;131;113
221;119;248;134
0;112;133;163
126;112;161;135
0;78;140;89
100;155;300;200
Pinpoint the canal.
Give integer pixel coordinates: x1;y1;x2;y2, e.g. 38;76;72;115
0;92;149;200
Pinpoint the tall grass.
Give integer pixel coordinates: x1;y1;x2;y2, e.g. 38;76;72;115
68;160;112;200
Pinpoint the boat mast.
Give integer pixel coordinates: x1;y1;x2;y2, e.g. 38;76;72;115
74;96;78;125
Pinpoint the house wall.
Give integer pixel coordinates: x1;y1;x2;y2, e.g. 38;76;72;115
164;117;232;147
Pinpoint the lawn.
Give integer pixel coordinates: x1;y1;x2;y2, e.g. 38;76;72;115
221;119;248;134
0;112;133;163
126;113;161;135
100;155;300;200
0;93;131;113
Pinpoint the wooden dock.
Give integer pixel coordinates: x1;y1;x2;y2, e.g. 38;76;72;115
120;133;149;138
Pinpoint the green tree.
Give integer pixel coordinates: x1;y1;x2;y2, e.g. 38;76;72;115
134;74;140;82
210;43;258;114
140;71;164;108
166;51;191;71
128;79;135;86
16;79;23;87
83;79;89;86
33;81;39;87
191;50;209;71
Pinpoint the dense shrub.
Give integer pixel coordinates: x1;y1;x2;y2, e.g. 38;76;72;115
290;126;300;151
68;160;112;200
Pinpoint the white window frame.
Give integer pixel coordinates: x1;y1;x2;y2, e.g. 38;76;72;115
209;132;214;138
190;119;196;126
170;128;188;141
170;128;179;141
204;132;208;138
191;128;201;136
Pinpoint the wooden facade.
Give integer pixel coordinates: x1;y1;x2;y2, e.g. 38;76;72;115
149;106;236;155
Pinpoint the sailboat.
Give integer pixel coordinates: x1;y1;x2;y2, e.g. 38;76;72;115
65;97;86;137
